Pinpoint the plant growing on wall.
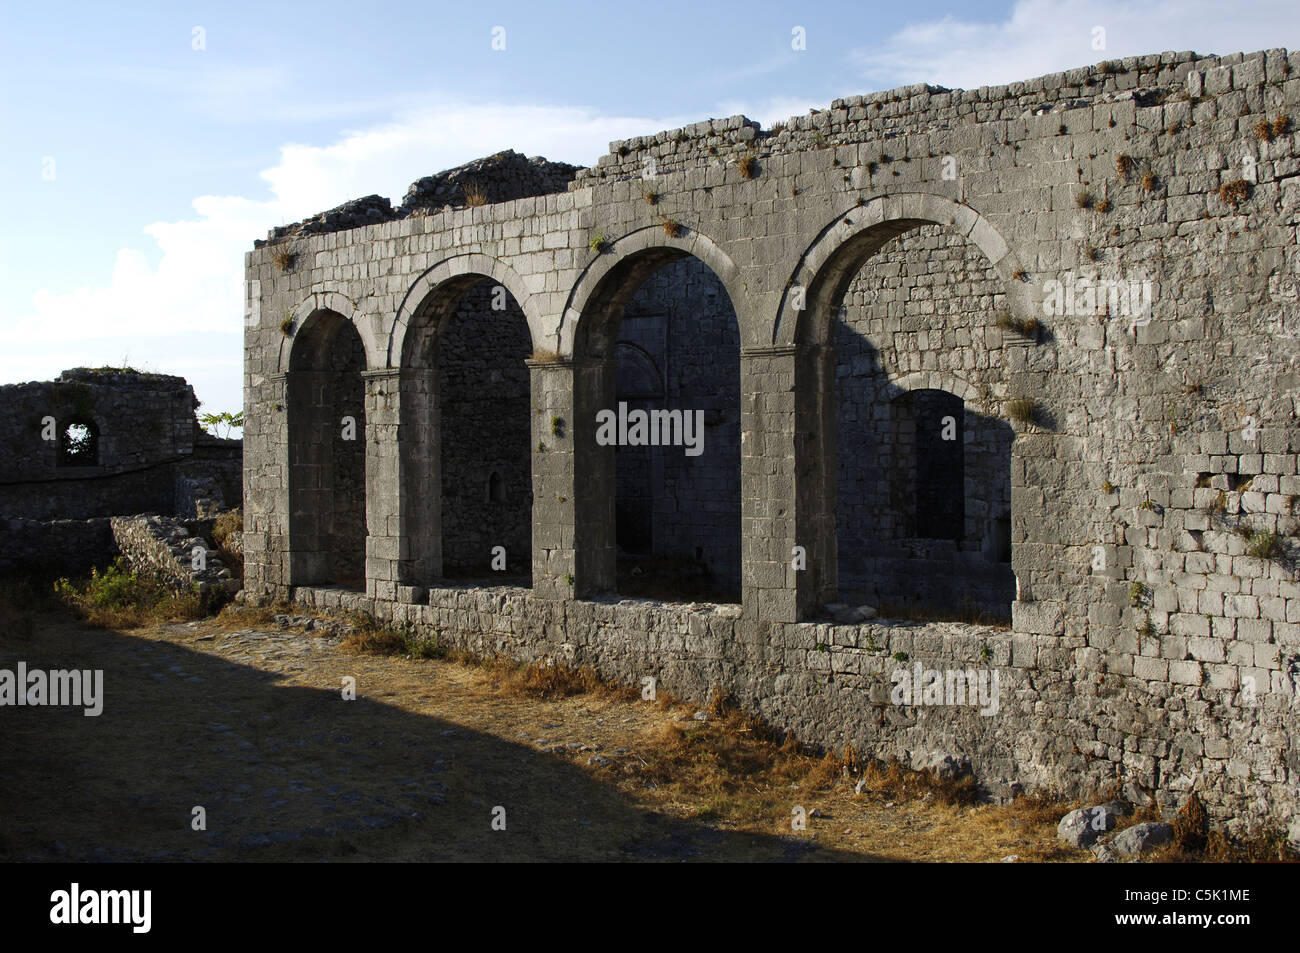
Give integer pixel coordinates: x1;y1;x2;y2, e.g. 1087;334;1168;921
1006;397;1039;425
1219;179;1252;209
995;312;1041;340
271;246;296;271
660;216;683;238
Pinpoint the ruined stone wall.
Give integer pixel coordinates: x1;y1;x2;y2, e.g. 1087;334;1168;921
242;47;1300;827
0;516;117;577
0;369;242;532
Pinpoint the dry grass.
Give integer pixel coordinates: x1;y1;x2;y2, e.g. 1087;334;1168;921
1006;397;1038;426
462;183;488;207
660;216;684;238
1140;167;1157;192
641;187;659;206
1074;188;1094;209
211;509;243;580
1273;114;1291;137
1116;154;1134;181
738;154;758;180
270;246;295;271
995;313;1041;339
1219;178;1252;209
1095;198;1111;213
875;602;1012;628
13;600;1287;863
1255;119;1275;143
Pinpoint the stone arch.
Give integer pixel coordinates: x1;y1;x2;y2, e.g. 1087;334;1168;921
773;193;1032;348
788;193;1024;620
389;254;542;369
391;255;535;585
278;288;380;373
566;235;745;601
285;306;368;589
889;371;983;409
562;226;751;359
613;342;665;400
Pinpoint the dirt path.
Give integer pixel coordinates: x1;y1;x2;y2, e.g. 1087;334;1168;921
0;609;1083;862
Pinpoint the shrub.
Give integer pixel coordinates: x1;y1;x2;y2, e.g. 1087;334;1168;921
1116;154;1135;181
1075;188;1094;209
588;232;609;253
660;216;683;238
54;558;215;628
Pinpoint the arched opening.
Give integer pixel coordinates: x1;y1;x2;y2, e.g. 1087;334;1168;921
400;276;532;585
287;310;367;589
574;250;741;603
824;222;1017;621
58;419;99;467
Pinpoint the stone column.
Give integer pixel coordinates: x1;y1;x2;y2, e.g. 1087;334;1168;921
362;369;401;601
285;369;332;587
246;371;290;600
740;345;836;622
530;357;616;599
395;366;440;592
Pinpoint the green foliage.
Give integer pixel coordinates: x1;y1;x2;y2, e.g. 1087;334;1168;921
198;411;244;438
54;558;217;627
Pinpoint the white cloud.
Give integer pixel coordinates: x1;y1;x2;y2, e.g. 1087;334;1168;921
6;101;692;414
853;0;1300;91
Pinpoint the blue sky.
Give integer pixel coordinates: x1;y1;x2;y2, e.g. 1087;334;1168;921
3;0;1297;429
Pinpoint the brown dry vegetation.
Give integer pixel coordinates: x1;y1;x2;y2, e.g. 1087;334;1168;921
3;593;1291;862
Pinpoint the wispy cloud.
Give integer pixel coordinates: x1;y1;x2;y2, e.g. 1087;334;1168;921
852;0;1300;91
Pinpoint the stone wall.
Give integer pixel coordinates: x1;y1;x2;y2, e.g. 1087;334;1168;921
110;515;235;595
0;516;117;577
242;47;1300;826
0;368;242;521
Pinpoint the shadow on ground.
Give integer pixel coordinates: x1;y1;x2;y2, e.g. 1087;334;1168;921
0;617;877;862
